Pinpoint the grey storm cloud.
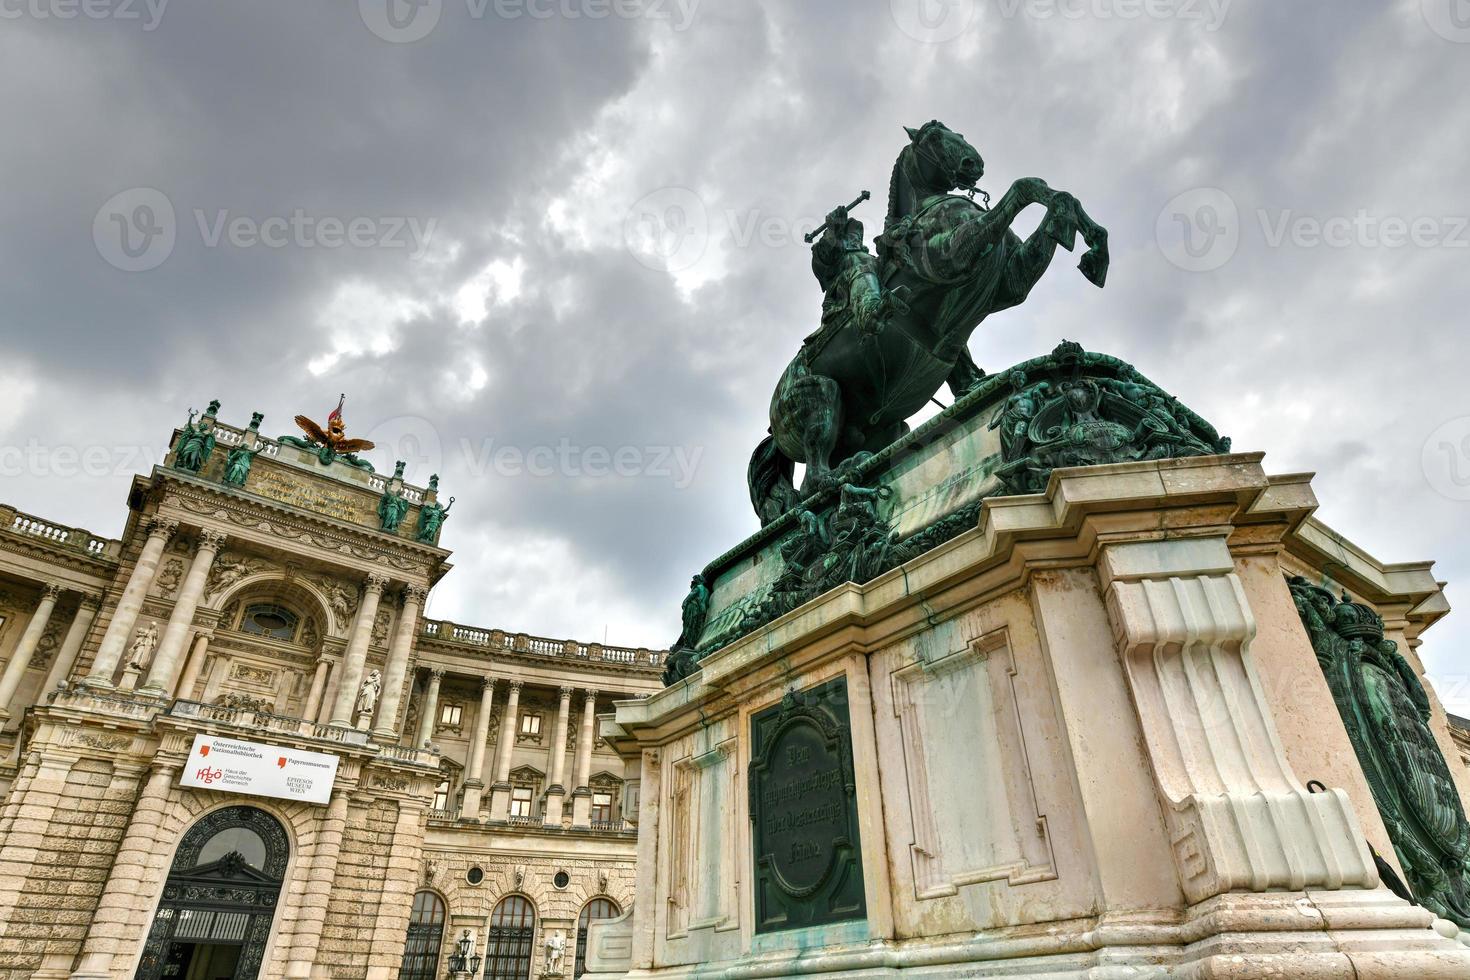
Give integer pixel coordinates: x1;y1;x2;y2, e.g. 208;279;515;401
3;0;1469;705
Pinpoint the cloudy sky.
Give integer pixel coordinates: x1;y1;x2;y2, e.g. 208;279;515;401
3;0;1469;706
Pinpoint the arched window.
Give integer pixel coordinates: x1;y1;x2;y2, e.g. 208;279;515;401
239;602;299;641
483;895;536;980
574;897;621;978
399;890;447;980
134;806;288;980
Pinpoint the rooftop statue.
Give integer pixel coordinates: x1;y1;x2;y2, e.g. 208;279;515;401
279;393;377;471
748;121;1109;525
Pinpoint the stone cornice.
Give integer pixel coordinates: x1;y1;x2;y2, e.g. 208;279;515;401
150;469;450;583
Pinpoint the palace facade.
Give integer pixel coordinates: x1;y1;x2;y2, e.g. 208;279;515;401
0;400;664;980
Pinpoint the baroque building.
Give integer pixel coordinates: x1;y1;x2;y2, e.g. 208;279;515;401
0;400;664;980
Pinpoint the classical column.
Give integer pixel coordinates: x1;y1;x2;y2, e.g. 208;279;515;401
83;517;176;688
283;789;351;978
0;583;62;720
487;680;523;822
460;678;497;818
171;631;212;701
71;763;180;979
415;668;444;748
141;530;225;697
373;585;425;740
315;661;339;725
302;656;330;720
571;689;599;828
544;686;574;826
39;595;100;695
328;573;388;727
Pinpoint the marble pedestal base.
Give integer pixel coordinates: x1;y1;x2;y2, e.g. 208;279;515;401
587;456;1470;980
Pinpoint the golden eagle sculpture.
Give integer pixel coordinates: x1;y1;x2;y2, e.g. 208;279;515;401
279;394;377;471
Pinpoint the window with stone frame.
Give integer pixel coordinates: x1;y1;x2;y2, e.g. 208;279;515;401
432;777;452;812
588;772;623;826
591;792;613;825
507;765;543;820
438;702;463;733
510;786;534;818
238;602;299;641
518;710;543;742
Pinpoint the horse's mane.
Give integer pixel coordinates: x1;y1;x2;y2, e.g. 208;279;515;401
885;144;917;230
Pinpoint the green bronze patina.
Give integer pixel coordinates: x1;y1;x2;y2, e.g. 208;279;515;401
172;408;217;474
749;121;1109;526
415;495;453;545
222;442;262;487
748;678;866;934
378;462;410;533
1288;576;1470;927
665;343;1227;685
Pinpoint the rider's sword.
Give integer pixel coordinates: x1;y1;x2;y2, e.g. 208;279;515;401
803;190;871;244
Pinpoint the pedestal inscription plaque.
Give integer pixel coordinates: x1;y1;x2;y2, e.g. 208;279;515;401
748;677;866;934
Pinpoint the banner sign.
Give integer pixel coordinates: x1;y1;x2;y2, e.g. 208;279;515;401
179;733;339;805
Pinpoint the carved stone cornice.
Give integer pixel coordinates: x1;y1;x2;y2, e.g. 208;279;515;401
155;474;447;576
0;533;120;577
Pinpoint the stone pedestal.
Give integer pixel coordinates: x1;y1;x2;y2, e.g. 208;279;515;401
589;453;1470;979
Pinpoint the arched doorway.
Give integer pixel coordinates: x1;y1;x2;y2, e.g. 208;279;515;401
399;890;447;980
574;897;621;978
135;805;289;980
482;895;536;980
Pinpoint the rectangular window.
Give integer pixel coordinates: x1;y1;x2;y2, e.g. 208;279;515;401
591;792;613;824
510;787;533;818
432;780;450;811
519;713;542;735
439;703;462;726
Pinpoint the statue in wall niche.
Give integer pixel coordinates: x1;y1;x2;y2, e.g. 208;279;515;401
172;409;217;474
378;483;409;533
356;669;382;716
222;441;263;487
1288;576;1470;928
278;393;377;471
544;930;566;975
128;622;159;670
415;496;454;545
748;120;1109;526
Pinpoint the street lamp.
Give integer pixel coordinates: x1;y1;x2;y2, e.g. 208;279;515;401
447;930;482;979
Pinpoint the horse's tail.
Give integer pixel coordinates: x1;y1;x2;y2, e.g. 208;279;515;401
748;434;797;527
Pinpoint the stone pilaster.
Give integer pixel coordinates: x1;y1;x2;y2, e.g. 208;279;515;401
374;584;425;740
544;686;574;826
39;595;100;696
141;529;225;697
415;668;444;749
283;789;351;979
571;689;598;828
488;680;523;822
70;763;179;979
329;573;388;727
1098;535;1377;903
461;678;496;819
0;583;62;720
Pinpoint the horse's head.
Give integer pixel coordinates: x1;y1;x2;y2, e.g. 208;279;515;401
905;121;984;194
887;121;984;228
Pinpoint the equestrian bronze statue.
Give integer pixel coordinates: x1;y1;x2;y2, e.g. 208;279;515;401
748;120;1109;525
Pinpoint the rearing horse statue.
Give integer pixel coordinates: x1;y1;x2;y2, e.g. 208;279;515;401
747;121;1110;525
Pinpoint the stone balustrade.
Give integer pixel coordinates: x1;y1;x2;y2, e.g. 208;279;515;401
165;699;438;766
0;504;120;559
420;619;664;670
